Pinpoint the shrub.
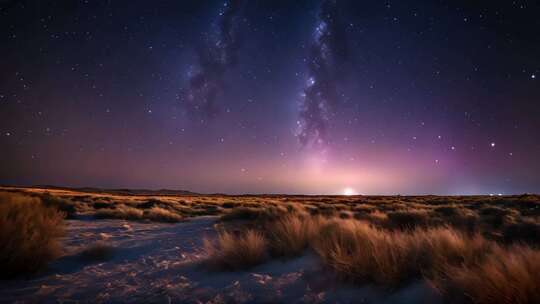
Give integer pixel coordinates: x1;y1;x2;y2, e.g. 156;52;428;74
143;207;183;222
479;206;518;228
94;204;144;220
502;218;540;246
187;204;222;216
385;209;433;230
434;205;460;217
219;206;286;222
220;207;266;221
95;204;183;222
203;229;267;270
435;206;479;233
479;206;512;217
39;193;77;218
366;210;389;222
352;204;376;212
137;198;164;209
0;192;65;278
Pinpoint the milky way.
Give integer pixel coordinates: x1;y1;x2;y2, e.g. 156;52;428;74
181;0;244;119
1;1;539;194
296;0;349;148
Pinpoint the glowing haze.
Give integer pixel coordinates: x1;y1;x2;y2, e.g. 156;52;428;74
1;1;539;195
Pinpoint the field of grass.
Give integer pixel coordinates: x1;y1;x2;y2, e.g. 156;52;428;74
1;186;539;303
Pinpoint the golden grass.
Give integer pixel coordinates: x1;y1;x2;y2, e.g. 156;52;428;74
431;245;540;304
262;215;540;302
95;205;183;222
266;214;324;257
207;212;540;302
95;204;144;220
0;192;65;278
313;219;490;286
3;186;538;246
203;229;268;270
143;207;183;222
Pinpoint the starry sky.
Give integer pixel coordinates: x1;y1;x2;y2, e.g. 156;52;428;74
1;0;539;195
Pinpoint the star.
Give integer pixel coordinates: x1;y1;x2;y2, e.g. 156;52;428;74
490;142;496;147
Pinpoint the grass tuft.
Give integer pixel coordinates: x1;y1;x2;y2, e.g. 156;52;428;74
204;229;267;270
143;207;183;222
95;204;144;220
0;192;65;279
266;214;325;257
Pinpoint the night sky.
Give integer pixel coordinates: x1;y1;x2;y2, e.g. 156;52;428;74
1;0;539;195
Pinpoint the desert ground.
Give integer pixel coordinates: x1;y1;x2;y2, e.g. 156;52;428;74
1;186;539;303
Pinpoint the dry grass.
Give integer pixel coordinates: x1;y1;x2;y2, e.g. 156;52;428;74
431;245;540;304
219;206;288;222
385;209;435;229
95;204;144;220
1;187;539;302
266;214;325;257
206;214;495;286
313;219;490;286
0;192;65;278
219;207;265;221
143;207;183;222
95;205;183;222
38;193;78;218
3;187;538;245
205;213;540;303
203;229;268;270
501;217;540;246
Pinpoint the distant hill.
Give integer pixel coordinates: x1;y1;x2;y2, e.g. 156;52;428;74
29;185;199;196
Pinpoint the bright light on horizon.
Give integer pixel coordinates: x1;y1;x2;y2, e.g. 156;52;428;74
343;188;356;196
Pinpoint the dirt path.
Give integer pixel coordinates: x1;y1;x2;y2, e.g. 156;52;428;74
0;218;441;303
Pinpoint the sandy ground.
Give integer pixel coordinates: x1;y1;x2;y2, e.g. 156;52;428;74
0;218;442;304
